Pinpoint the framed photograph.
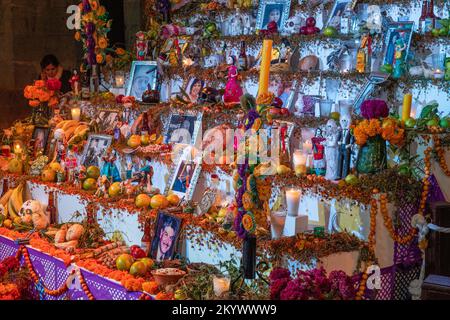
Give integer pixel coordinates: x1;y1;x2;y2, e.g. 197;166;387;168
126;61;158;102
32;126;50;157
166;152;202;201
184;78;205;104
95;109;120;133
325;0;351;28
196;189;217;216
163;110;203;145
382;21;414;66
269;78;298;111
81;134;113;168
256;0;291;31
150;211;183;262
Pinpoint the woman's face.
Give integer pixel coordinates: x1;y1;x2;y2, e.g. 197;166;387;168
269;9;281;23
191;82;202;95
43;64;58;78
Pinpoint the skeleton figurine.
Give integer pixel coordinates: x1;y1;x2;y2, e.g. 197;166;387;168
228;8;243;36
49;128;66;163
20;200;48;230
242;12;254;35
337;113;354;179
282;14;302;36
324;119;340;181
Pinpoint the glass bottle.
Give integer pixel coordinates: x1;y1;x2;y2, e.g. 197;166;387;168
141;111;150;134
238;41;248;71
81;69;91;101
47;191;58;225
419;0;428;34
141;219;152;256
340;5;353;35
426;0;436;33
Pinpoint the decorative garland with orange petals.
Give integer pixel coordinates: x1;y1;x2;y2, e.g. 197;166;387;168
16;245;96;300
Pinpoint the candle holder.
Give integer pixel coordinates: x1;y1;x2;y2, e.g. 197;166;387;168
114;70;125;88
213;276;231;297
286;188;301;217
71;107;81;121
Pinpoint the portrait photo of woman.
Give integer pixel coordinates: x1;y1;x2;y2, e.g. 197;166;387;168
185;78;205;104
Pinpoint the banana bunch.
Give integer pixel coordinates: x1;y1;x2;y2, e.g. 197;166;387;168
0;189;13;217
56;120;90;144
6;183;24;220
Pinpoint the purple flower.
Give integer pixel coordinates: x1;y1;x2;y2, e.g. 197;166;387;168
360;99;389;119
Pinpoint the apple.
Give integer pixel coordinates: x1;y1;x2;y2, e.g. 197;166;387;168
271;97;283;108
108;182;122;197
151;194;169;209
306;17;316;27
345;174;359;186
269;108;281;115
323;26;337;37
116;94;125;104
306;26;317;35
86;166;100;179
300;26;308;35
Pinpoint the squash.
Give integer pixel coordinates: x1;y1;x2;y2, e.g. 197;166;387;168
54;226;67;244
66;224;84;241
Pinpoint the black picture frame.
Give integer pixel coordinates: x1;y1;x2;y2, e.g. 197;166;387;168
150;211;183;262
31;126;50;157
80;134;113;168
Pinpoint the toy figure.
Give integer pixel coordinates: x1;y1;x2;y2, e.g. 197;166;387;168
69;70;80;96
135;31;148;61
101;147;121;182
324;119;340;181
223;62;243;104
312;128;326;176
157;0;171;23
49;128;66;163
337;113;354;179
64;149;78;183
392;37;407;79
95;175;110;198
228;8;243;36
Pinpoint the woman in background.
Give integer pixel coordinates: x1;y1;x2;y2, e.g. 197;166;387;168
39;54;72;93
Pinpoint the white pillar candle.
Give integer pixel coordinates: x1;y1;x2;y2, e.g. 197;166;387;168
286;188;301;217
434;69;444;79
213;276;230;296
71;107;81;121
293;150;307;175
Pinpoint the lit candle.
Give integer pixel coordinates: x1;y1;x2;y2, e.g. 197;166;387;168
258;39;273;96
434;69;445;79
213;276;230;296
14;143;22;155
293;150;307;175
71;107;81;121
302;140;313;154
115;72;125;87
286;188;301;217
401;93;412;122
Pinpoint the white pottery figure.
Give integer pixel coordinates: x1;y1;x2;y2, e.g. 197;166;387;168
337;113;354;179
366;5;382;33
228;9;243;36
242;13;254;35
324;119;340;180
22;200;50;230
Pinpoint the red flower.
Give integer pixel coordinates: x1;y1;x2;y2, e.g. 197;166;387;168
46;79;62;91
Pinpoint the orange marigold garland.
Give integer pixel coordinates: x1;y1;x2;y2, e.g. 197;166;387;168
353;118;405;147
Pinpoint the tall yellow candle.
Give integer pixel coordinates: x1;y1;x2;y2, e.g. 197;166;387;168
402;93;412;122
258;39;273;96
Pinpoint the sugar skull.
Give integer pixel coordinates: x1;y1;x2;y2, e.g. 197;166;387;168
20;200;45;227
283;14;302;35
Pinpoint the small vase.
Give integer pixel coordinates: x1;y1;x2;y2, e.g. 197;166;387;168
357;135;387;174
32;104;51;126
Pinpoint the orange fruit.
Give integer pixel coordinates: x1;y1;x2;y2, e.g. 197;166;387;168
116;254;134;271
86;166;100;179
108;182;122;197
166;194;180;206
127;135;141;148
82;178;97;191
129;261;147;276
150;194;169;209
41;169;56;182
135;194;151;208
139;258;154;270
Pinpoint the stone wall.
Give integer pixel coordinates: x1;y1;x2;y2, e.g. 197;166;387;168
0;0;81;128
0;0;143;129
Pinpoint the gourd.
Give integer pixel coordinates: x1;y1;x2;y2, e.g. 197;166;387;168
54;225;68;244
66;224;84;241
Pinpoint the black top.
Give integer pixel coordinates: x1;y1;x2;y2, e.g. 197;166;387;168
38;70;72;94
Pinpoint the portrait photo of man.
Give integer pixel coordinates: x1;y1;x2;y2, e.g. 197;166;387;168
151;213;182;262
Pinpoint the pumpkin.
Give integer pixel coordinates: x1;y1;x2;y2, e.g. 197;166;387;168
66;224;84;241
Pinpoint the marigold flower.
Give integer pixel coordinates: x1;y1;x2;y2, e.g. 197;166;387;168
74;31;81;41
115;48;125;55
96;54;104;64
29;100;40;107
98;37;108;49
34;80;46;88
